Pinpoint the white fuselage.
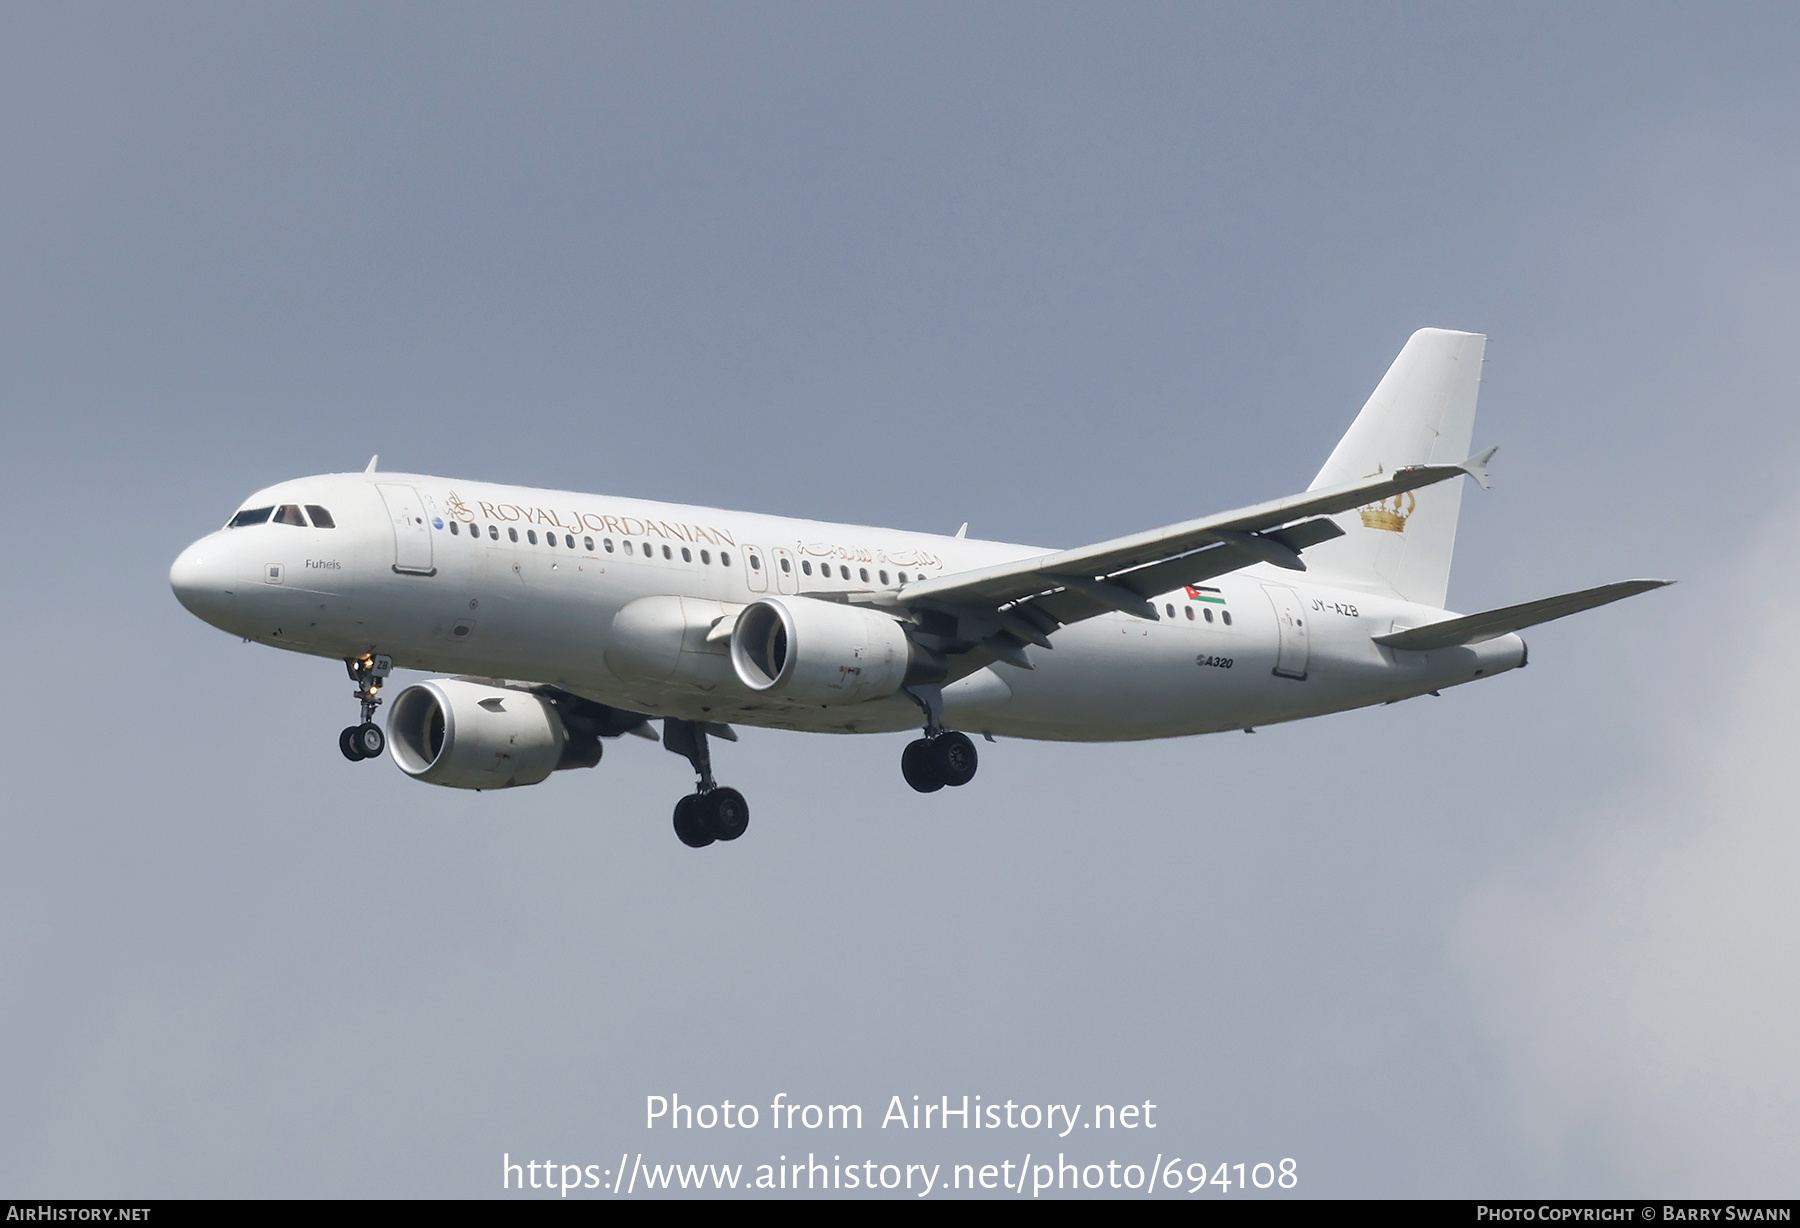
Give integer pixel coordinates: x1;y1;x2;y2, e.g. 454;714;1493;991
169;471;1525;742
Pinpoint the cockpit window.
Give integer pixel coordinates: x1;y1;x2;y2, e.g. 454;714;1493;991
228;506;273;527
274;505;307;526
305;505;336;528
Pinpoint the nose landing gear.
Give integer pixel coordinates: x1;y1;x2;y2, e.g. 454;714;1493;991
664;718;750;847
339;654;392;761
899;683;980;792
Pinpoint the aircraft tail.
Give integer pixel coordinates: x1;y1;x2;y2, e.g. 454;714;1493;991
1302;328;1486;608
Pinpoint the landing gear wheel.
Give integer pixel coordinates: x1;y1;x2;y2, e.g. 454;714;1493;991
701;787;750;842
340;726;368;761
929;731;978;787
902;738;945;793
353;722;385;759
673;794;714;848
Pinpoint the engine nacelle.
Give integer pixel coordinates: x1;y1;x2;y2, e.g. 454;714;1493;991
386;678;601;790
729;596;943;705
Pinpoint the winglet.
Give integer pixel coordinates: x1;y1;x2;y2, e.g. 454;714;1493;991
1458;445;1497;490
365;454;379;473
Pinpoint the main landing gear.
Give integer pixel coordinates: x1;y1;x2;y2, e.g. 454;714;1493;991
901;731;978;792
900;683;979;793
663;718;749;848
339;653;392;761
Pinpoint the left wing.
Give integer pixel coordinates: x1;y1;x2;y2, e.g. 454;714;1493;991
864;449;1495;655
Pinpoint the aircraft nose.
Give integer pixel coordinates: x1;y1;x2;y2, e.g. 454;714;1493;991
170;538;235;623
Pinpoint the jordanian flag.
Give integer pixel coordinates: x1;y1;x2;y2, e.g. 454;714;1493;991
1185;585;1226;603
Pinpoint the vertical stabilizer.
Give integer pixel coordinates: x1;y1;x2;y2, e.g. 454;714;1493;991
1302;328;1485;609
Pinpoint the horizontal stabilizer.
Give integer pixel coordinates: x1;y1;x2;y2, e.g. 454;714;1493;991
1372;579;1672;651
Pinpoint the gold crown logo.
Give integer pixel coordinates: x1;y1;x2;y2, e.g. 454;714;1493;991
1358;488;1414;533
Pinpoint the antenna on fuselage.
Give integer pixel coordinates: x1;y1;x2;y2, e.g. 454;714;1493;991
365;455;379;473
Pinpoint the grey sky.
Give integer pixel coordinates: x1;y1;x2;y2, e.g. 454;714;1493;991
2;3;1796;1197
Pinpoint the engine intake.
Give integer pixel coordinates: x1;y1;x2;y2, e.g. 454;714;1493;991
387;678;602;789
729;596;943;705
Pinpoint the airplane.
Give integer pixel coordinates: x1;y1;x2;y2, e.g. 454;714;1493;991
169;329;1668;848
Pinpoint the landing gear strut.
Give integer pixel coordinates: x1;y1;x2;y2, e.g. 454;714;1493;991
339;653;392;761
900;683;979;792
664;718;749;848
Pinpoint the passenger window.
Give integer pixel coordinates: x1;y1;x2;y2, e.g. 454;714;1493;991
899;572;909;583
681;547;691;562
879;570;889;585
859;567;869;582
700;550;710;565
449;522;459;536
662;544;672;560
1165;603;1175;619
584;536;594;552
643;542;652;557
802;560;812;575
488;524;498;540
566;535;575;549
1203;607;1214;623
623;540;634;555
508;528;519;543
304;505;335;528
272;505;306;526
1222;610;1233;626
840;565;850;580
1185;605;1194;620
750;555;761;571
604;538;615;553
528;530;538;545
720;551;731;567
780;557;791;573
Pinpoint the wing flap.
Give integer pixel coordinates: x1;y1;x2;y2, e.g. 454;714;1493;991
1102;516;1346;601
1372;579;1672;651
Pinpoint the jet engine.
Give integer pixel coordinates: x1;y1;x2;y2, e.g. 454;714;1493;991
729;596;945;705
386;678;605;790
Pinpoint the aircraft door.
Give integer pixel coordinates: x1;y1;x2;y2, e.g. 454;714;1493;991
1262;584;1309;680
744;545;769;593
376;484;436;575
771;547;798;594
